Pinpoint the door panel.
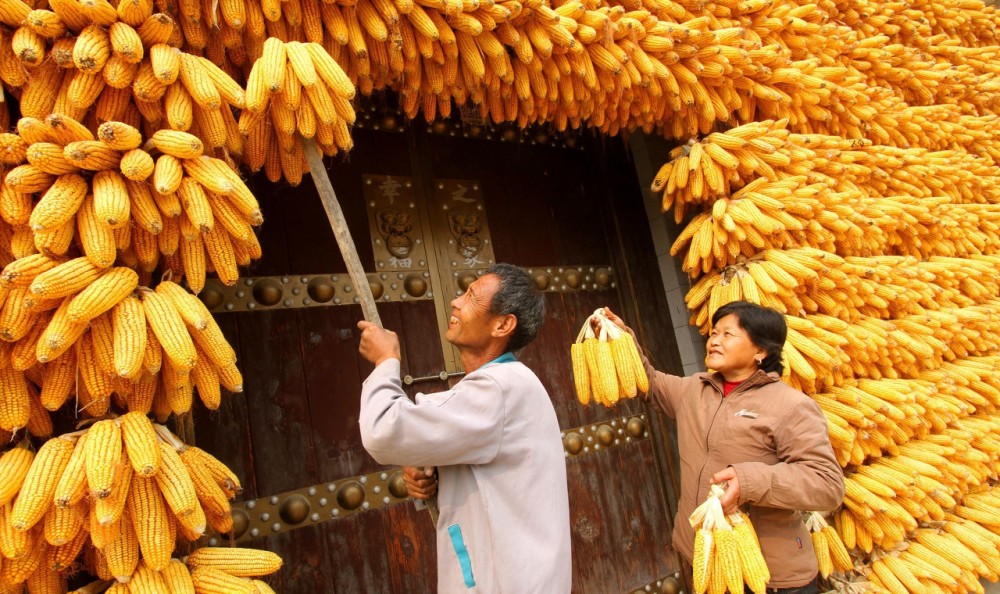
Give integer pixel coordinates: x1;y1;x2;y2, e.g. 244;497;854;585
194;123;682;592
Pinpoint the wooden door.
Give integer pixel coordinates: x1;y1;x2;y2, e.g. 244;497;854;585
192;116;686;593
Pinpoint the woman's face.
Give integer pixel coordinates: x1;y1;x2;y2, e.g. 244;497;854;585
705;314;766;381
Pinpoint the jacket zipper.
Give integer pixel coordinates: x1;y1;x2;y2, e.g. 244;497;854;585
696;384;726;502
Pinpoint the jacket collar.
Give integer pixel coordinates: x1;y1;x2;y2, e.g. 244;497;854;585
697;369;781;394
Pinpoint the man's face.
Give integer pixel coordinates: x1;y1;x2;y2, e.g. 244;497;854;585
446;274;501;349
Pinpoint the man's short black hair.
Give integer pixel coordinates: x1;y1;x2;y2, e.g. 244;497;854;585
486;263;545;352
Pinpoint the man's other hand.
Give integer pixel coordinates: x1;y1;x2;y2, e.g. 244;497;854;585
403;466;438;500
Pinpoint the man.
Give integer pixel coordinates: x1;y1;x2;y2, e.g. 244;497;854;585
357;263;572;593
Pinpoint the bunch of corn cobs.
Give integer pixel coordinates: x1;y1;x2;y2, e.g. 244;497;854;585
690;484;769;594
570;308;649;407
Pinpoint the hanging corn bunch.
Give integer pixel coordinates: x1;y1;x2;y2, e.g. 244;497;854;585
570;308;648;407
805;511;853;578
688;484;769;594
0;420;256;589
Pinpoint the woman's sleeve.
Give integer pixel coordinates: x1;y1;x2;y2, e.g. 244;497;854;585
731;394;846;512
627;328;688;419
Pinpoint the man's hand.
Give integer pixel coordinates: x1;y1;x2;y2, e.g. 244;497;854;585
402;466;438;500
358;321;401;367
711;466;741;515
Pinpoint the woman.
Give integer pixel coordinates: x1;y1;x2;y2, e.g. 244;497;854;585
602;301;844;592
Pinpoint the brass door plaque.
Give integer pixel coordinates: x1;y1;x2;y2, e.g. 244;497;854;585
363;175;430;274
429;179;496;299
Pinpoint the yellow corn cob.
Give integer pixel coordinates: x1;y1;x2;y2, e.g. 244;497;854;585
76;195;117;269
693;527;712;594
73;25;112;73
0;254;62;288
162;360;193;414
53;434;88;509
182;449;232;519
0;0;31;27
732;514;768;593
203;224;240;285
66;267;139;324
5;164;55;195
117;0;153;26
610;334;637;398
111;295;147;380
811;527;833;578
46;114;94;145
0;287;34;342
0;501;32;559
30;257;104;300
150;129;204;160
177;177;214;233
92;169;131;229
118;412;160;477
178;52;221;110
163;558;197;592
34;217;77;258
0;133;27;166
196;55;246;108
571;342;591;405
591;338;619;405
120;148;155;181
1;532;46;583
48;519;88;571
190;566;256;594
137;13;175;46
153;154;184;195
37;298;89;363
109;21;143;63
27;173;87;233
105;510;140;582
122;180;162;236
141;289;197;371
18;61;63;119
93;462;132;528
0;446;34;507
187;548;283;577
10;435;75;531
148;43;180;84
822;525;852;572
42;502;83;546
26;142;78;175
130;559;172;591
0;368;30;432
181;446;241;497
84;419;123;499
63;140;121;171
191;348;222;410
209;193;256;243
91;314;116;379
127;475;173;571
12;26;46;67
259;37;287;95
98;121;143;152
154;441;201;519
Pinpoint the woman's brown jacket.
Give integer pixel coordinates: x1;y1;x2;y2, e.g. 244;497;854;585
645;365;845;588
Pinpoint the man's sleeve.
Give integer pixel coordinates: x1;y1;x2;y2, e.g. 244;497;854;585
732;397;846;512
358;359;505;467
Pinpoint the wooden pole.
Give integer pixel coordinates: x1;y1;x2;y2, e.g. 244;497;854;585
301;137;440;524
301;137;381;327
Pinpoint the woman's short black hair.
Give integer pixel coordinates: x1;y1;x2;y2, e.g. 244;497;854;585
711;301;786;375
486;263;545;352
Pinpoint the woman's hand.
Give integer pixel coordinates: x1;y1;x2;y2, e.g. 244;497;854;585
402;466;438;500
711;466;741;515
591;307;629;335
